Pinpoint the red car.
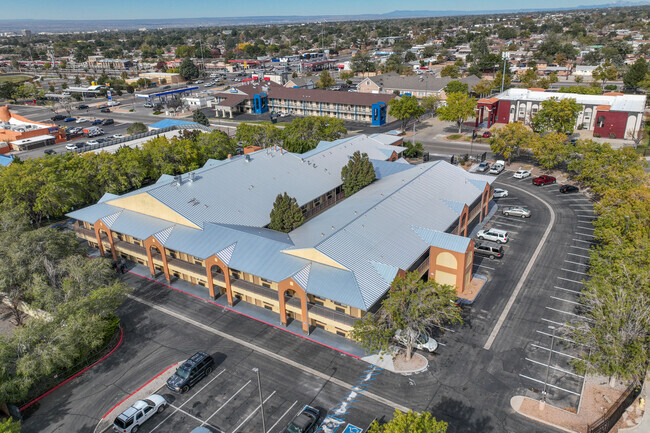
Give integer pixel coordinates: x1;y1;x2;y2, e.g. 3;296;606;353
482;131;492;138
532;175;556;185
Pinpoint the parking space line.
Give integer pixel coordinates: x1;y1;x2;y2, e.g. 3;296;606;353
202;380;252;426
545;306;584;319
519;374;581;395
474;263;495;270
536;330;578;344
569;204;591;207
169;404;220;429
231;390;277;433
531;343;583;360
564;260;588;267
150;369;226;432
576;226;593;231
575;232;595;238
554;286;581;295
561;268;588;276
570;245;592;252
541;317;565;327
577;219;595;223
558;277;584;284
550;296;581;306
573;239;594;244
267;401;298;433
567;252;590;259
525;358;582;377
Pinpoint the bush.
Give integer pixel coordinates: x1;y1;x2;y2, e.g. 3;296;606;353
594;133;601;138
127;122;148;135
609;132;617;139
447;134;463;140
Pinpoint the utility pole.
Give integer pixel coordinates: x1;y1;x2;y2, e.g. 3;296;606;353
500;51;509;93
199;32;206;78
542;326;556;403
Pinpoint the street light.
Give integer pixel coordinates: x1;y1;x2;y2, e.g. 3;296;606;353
500;51;509;93
252;367;266;433
542;325;556;402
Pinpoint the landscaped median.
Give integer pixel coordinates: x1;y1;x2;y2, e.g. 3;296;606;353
93;361;182;433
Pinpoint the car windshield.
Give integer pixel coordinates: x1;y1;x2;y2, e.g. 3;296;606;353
176;367;190;379
286;423;302;433
143;398;155;407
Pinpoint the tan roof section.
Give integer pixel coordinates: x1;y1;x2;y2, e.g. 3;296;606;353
282;248;348;271
528;88;547;92
595;105;611;111
603;92;624;96
0;106;10;122
107;193;201;229
478;97;499;104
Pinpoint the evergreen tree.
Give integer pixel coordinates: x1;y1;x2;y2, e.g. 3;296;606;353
193;109;210;126
623;58;648;90
368;409;447;433
179;58;199;80
268;193;304;232
341;151;376;197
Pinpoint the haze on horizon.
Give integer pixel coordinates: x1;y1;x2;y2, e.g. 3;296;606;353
3;0;621;20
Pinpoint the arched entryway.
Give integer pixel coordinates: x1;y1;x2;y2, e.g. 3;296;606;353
205;255;233;305
481;184;491;222
278;279;310;335
144;236;170;281
93;220;117;261
457;205;469;237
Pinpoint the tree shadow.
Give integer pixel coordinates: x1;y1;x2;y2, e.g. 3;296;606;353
429;398;495;433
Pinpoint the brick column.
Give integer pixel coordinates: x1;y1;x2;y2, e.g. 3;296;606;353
144;236;170;281
93;219;118;261
205;255;233;305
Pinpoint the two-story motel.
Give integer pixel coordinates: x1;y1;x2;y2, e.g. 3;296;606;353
68;133;494;338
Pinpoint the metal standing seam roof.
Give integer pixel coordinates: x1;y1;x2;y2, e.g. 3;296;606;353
236;82;396;106
370;159;414;179
496;88;646;113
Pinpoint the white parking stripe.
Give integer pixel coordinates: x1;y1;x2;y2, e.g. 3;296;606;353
575;232;596;238
550;296;581;306
561;268;589;276
573;239;594;244
545;306;584;319
202;380;252;426
567;252;590;259
541;317;565;327
518;374;581;396
474;263;495;270
574;210;595;214
150;370;226;432
564;260;588;267
491;221;523;228
554;286;581;295
558;277;584;284
531;343;583;360
169;404;219;428
231;390;277;433
525;358;582;377
267;401;298;433
570;245;592;252
536;330;578;344
577;219;595;223
576;226;593;231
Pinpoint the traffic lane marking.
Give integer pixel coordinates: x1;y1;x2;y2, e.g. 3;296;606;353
128;295;411;413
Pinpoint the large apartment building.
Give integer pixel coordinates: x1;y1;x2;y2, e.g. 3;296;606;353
68;134;494;338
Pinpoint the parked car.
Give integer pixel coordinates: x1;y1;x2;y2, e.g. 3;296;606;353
51;114;66;121
493;188;509;198
394;329;438;352
502;206;531;218
195;80;204;84
77;104;89;109
65;143;79;150
76;117;89;124
113;394;167;433
204;82;215;87
482;131;492;138
107;101;120;107
143;102;153;108
102;118;114;125
87;140;99;146
532;175;556;186
100;108;111;113
474;241;504;260
283;406;320;433
560;184;579;194
64;117;76;122
489;160;505;174
91;119;103;125
44;149;56;155
162;85;171;89
166;352;215;393
476;228;509;244
476;161;490;172
112;134;124;139
97;104;108;109
69;127;83;134
513;169;531;179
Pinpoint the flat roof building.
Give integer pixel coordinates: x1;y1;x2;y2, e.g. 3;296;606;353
0;105;65;151
68;133;493;337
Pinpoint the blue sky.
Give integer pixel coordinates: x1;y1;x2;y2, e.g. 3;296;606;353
4;0;619;20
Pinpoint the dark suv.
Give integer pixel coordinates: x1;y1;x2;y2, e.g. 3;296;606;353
166;352;214;393
474;241;504;260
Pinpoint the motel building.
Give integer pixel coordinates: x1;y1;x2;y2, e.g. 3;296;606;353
68;134;494;338
476;88;646;139
211;81;394;126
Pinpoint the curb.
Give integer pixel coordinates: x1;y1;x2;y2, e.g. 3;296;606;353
19;326;124;412
510;396;580;433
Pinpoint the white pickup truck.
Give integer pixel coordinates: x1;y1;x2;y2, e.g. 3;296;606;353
489;160;505;174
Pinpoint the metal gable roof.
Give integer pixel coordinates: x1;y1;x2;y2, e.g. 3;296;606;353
412;227;471;253
304;263;366;310
108;210;175;241
370;159;414;179
67;202;122;224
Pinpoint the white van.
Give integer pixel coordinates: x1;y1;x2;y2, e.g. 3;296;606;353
394;329;438;352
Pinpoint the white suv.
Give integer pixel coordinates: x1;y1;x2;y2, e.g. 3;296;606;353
113;394;167;433
477;228;509;244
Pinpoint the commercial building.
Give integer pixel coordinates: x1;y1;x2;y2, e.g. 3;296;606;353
212;82;395;125
0;105;65;152
68;134;493;338
477;89;645;139
357;73;481;98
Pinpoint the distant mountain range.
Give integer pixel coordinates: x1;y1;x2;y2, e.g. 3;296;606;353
1;2;649;34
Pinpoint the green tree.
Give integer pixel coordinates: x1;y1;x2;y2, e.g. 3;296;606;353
388;95;425;131
74;76;81;85
404;51;417;63
316;70;335;89
444;80;468;94
420;94;442;117
472;79;493;97
268;192;304;232
351;51;377;75
367;409;447;433
403;141;423;158
127;122;148;135
440;64;460;78
623;57;648;90
529;132;568;170
340;151;376;197
531;97;582;135
192;109;210;126
179;58;199;80
236;123;283;148
437;92;477;133
488;122;535;162
0;417;21;433
282;116;347;153
592;61;618;86
351;272;461;361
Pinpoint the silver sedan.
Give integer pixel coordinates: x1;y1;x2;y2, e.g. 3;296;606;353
502;206;531;218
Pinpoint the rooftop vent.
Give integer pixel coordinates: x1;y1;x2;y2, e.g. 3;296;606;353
188;172;196;183
245;154;251;162
173;175;182;186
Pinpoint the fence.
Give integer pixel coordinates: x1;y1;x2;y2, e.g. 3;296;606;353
586;380;643;433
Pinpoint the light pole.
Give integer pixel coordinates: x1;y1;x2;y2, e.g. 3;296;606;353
500;51;509;93
542;325;556;402
252;367;266;433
